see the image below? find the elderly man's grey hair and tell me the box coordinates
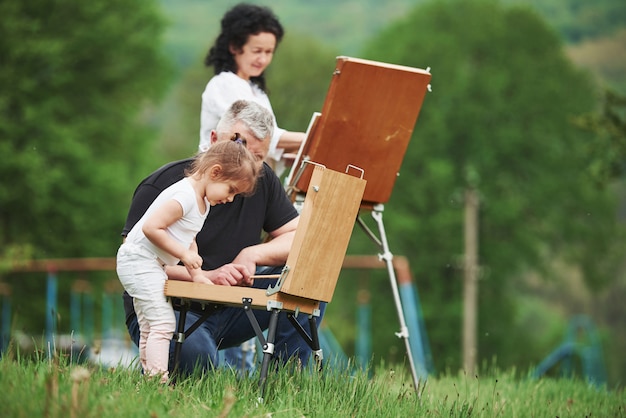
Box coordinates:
[216,100,274,141]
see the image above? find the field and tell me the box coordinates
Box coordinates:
[0,348,623,417]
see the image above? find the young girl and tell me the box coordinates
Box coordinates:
[116,139,259,383]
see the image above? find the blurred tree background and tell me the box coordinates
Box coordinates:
[0,0,171,259]
[1,0,625,387]
[0,0,172,340]
[353,0,626,382]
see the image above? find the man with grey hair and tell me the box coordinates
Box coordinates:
[121,99,322,375]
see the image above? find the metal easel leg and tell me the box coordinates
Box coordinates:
[172,300,188,378]
[358,204,422,393]
[258,308,280,402]
[170,299,219,378]
[286,313,324,371]
[308,315,323,371]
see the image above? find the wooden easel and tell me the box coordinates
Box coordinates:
[285,56,432,391]
[165,164,366,400]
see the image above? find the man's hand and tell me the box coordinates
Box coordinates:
[204,263,252,286]
[232,247,261,286]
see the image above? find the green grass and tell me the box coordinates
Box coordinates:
[0,348,623,417]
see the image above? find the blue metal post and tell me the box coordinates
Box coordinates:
[70,288,81,337]
[84,293,94,342]
[399,281,433,377]
[417,285,435,374]
[46,270,58,356]
[1,286,11,355]
[355,289,371,370]
[115,291,126,335]
[318,325,349,369]
[102,292,113,339]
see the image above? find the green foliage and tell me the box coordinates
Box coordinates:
[504,0,626,42]
[159,0,420,57]
[154,61,208,160]
[354,0,626,373]
[0,244,33,274]
[576,90,626,184]
[267,34,340,132]
[160,0,626,57]
[0,0,172,258]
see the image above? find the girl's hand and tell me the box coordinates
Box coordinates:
[181,250,203,270]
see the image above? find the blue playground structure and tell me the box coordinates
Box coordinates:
[532,315,607,387]
[0,261,137,367]
[0,283,10,356]
[353,270,435,378]
[1,257,432,377]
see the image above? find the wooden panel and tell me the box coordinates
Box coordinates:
[164,280,321,315]
[288,56,431,205]
[280,166,366,302]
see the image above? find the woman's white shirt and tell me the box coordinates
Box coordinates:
[199,71,285,160]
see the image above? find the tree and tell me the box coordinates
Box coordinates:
[0,0,171,334]
[502,0,626,43]
[267,34,339,133]
[577,90,626,184]
[0,0,172,260]
[351,0,625,373]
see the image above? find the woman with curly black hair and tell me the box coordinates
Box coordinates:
[199,3,304,169]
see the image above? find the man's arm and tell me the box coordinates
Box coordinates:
[231,217,299,282]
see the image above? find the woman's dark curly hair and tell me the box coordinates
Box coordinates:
[205,3,284,93]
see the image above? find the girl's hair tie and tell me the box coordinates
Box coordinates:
[230,132,247,146]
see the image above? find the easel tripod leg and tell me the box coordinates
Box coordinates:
[370,207,422,393]
[259,308,279,400]
[308,315,324,371]
[286,313,324,371]
[172,300,187,378]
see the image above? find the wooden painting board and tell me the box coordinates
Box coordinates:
[286,56,431,206]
